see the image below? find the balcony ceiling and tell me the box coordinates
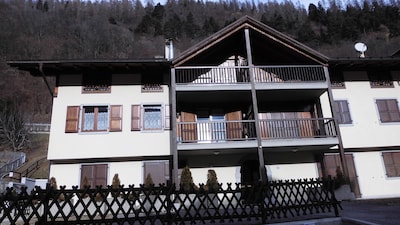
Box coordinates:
[176,89,325,105]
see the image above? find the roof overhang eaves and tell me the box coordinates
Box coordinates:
[7,59,171,76]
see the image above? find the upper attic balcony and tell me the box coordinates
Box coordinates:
[172,16,330,97]
[174,64,327,92]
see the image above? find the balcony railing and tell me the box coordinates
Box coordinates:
[176,118,336,144]
[175,65,326,85]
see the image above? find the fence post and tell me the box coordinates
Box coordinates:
[37,183,50,224]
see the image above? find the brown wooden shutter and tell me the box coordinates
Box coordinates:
[226,111,242,139]
[109,105,123,132]
[131,105,141,131]
[81,164,108,188]
[323,154,361,198]
[258,113,269,139]
[299,112,313,137]
[181,112,197,142]
[164,104,171,130]
[65,106,80,133]
[144,161,170,186]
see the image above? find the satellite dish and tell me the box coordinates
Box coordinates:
[354,42,367,58]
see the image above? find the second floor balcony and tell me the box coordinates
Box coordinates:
[176,118,338,151]
[174,65,327,91]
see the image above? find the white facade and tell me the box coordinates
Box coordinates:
[332,70,400,199]
[47,73,171,188]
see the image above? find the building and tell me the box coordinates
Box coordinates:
[8,16,400,199]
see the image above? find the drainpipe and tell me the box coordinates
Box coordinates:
[244,28,267,183]
[324,66,350,180]
[38,63,54,98]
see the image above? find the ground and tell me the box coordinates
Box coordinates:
[17,133,50,179]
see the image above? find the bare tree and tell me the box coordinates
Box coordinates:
[0,99,29,152]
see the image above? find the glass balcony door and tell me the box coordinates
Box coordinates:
[197,115,226,143]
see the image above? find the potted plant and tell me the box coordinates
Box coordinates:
[111,173,121,197]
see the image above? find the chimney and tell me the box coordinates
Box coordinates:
[165,39,174,60]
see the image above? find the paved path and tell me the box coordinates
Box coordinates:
[339,198,400,225]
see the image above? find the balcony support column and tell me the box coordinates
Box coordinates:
[171,68,179,185]
[245,28,267,183]
[324,66,350,180]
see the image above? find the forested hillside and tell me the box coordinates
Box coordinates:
[1,0,400,124]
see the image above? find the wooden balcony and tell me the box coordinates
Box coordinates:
[175,65,327,91]
[176,118,338,150]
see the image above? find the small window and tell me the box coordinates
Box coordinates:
[368,71,393,88]
[82,106,109,132]
[382,152,400,177]
[143,105,163,130]
[333,100,352,124]
[376,99,400,123]
[82,74,111,93]
[330,72,345,88]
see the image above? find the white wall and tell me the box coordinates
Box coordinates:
[353,152,400,198]
[49,161,144,188]
[48,83,170,160]
[332,71,400,148]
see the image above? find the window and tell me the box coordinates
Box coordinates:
[143,105,162,130]
[82,74,111,93]
[65,105,122,133]
[131,104,170,131]
[368,71,393,88]
[81,164,108,188]
[82,106,109,132]
[330,72,345,88]
[382,152,400,177]
[376,99,400,123]
[333,100,352,124]
[143,161,170,186]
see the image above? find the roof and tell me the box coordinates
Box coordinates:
[328,57,400,70]
[172,16,329,66]
[7,58,171,76]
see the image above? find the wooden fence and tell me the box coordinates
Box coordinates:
[0,178,341,225]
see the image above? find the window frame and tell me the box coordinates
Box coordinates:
[81,105,110,132]
[82,73,112,93]
[142,104,163,131]
[131,104,170,132]
[330,72,345,89]
[333,100,353,125]
[375,99,400,123]
[368,71,393,88]
[382,151,400,178]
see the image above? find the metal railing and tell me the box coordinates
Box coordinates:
[177,120,257,143]
[175,65,326,84]
[259,118,337,140]
[24,123,51,133]
[0,178,341,225]
[0,152,26,178]
[176,118,336,143]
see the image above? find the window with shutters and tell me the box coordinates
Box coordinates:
[65,105,122,133]
[382,152,400,177]
[376,99,400,123]
[368,71,393,88]
[81,164,108,188]
[131,104,170,131]
[333,100,352,124]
